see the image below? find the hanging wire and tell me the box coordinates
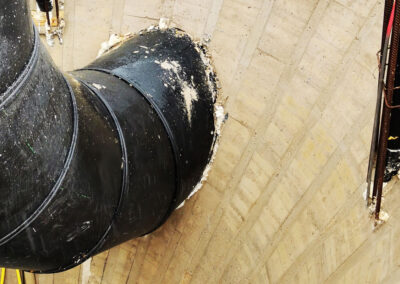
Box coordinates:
[55,0,60,25]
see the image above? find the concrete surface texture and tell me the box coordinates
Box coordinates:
[7,0,398,283]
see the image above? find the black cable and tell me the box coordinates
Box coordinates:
[21,270,26,284]
[55,0,60,24]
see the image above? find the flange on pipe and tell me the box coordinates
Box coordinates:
[0,0,219,273]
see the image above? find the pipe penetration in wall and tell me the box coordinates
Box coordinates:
[0,0,219,272]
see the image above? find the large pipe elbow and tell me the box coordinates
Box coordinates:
[0,0,218,272]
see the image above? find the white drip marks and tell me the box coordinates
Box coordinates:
[158,60,199,123]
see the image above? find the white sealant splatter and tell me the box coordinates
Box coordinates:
[173,33,225,210]
[160,60,179,71]
[97,33,133,58]
[159,60,199,122]
[380,210,390,222]
[159,18,170,30]
[92,83,106,90]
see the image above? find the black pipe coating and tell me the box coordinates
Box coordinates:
[35,0,53,12]
[0,0,217,272]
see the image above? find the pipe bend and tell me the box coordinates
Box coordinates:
[0,0,218,272]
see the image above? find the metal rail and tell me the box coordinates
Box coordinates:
[366,0,395,206]
[373,0,400,220]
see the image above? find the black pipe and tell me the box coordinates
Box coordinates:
[36,0,53,12]
[0,0,34,94]
[0,0,218,272]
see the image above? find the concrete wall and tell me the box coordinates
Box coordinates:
[11,0,400,283]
